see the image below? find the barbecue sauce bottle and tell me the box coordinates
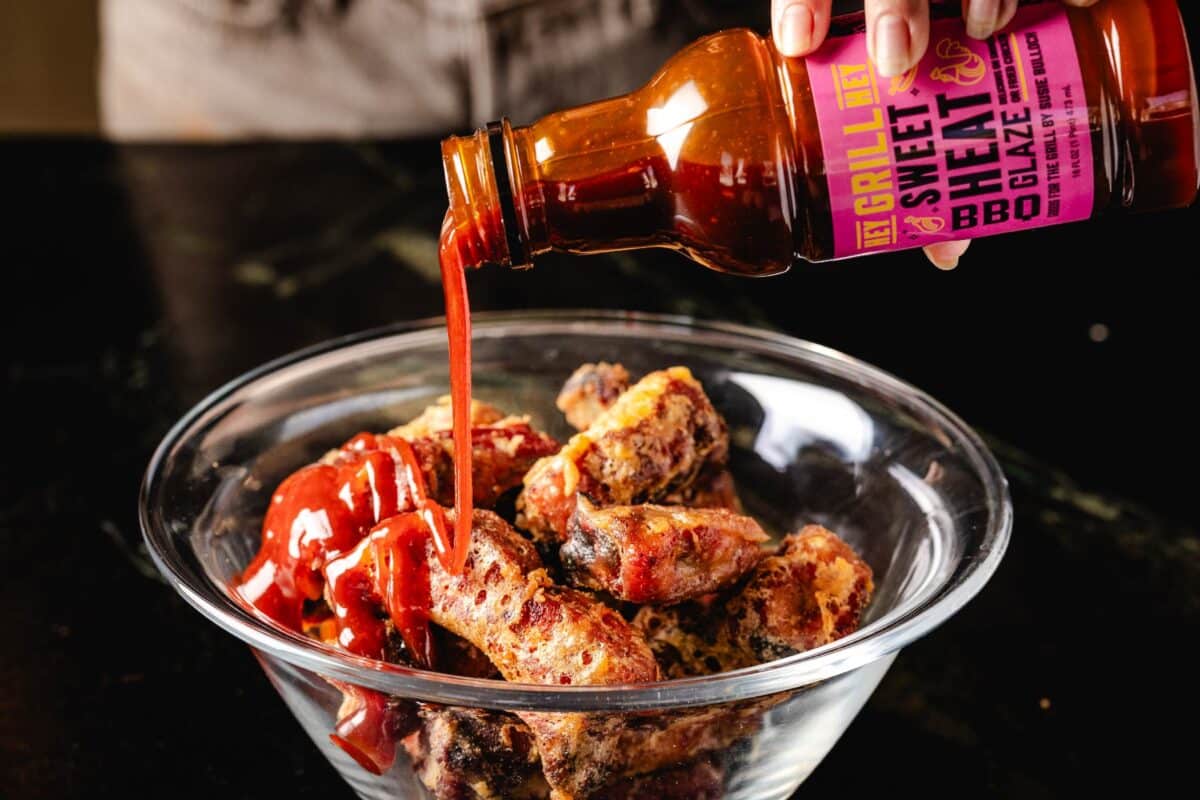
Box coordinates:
[441,0,1198,275]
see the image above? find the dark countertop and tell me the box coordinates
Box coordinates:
[2,139,1197,798]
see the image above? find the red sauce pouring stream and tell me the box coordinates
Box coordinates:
[438,211,475,575]
[229,197,486,775]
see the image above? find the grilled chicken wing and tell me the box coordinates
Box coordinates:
[660,467,743,513]
[556,362,632,431]
[325,420,559,510]
[561,498,767,604]
[428,510,661,687]
[406,708,729,800]
[633,526,874,678]
[594,756,724,799]
[405,706,550,800]
[524,698,773,798]
[415,420,560,508]
[518,367,728,544]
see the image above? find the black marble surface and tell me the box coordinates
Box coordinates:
[2,139,1198,798]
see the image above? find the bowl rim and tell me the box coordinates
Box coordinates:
[140,309,1012,712]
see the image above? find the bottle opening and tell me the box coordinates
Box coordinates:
[485,120,533,269]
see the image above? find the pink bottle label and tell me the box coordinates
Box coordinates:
[806,5,1094,258]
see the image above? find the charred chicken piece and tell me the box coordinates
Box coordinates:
[325,509,666,797]
[429,510,660,688]
[556,362,632,431]
[405,710,728,800]
[630,601,733,680]
[524,697,773,798]
[405,706,550,800]
[660,467,743,513]
[323,509,658,684]
[561,497,768,605]
[593,755,725,799]
[388,398,563,506]
[414,419,560,508]
[407,672,772,798]
[633,526,874,678]
[326,421,559,510]
[518,367,728,544]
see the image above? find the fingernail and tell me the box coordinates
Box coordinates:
[777,3,815,56]
[874,13,912,77]
[966,0,1001,40]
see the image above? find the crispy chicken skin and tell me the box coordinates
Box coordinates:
[631,602,733,679]
[524,698,770,798]
[593,756,724,800]
[406,708,727,800]
[633,526,874,677]
[518,368,728,544]
[431,510,661,688]
[415,420,560,508]
[405,706,550,800]
[323,413,559,510]
[556,362,632,431]
[388,398,561,506]
[561,498,768,604]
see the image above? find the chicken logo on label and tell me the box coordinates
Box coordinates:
[888,66,918,95]
[929,38,986,86]
[905,215,947,235]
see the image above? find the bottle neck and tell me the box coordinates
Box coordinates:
[441,122,536,270]
[442,94,667,270]
[441,29,799,276]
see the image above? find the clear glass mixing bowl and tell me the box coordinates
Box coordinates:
[140,311,1011,799]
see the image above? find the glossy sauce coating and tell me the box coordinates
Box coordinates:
[236,432,454,657]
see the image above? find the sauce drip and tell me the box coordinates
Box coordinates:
[326,679,417,776]
[324,512,435,667]
[320,434,448,667]
[237,460,373,631]
[439,211,475,574]
[236,209,482,774]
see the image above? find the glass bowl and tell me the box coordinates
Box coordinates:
[140,310,1011,800]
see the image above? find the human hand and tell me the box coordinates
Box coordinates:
[771,0,1099,268]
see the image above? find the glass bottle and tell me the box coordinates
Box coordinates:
[441,0,1199,276]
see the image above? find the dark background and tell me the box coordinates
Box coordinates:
[4,2,1200,798]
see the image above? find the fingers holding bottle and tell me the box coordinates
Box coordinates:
[923,240,972,271]
[865,0,931,77]
[771,0,833,57]
[962,0,1100,41]
[961,0,1018,40]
